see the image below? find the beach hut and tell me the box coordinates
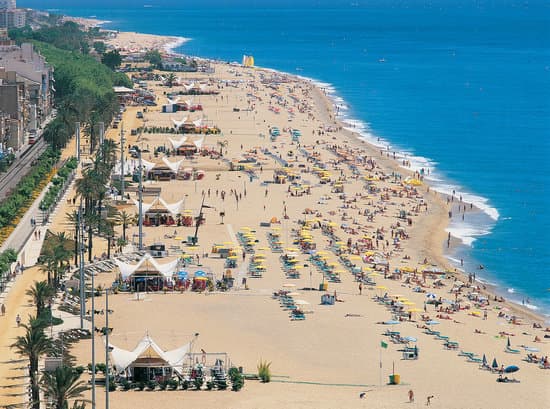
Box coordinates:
[115,253,179,291]
[107,333,194,381]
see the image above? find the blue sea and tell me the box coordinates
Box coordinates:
[22,0,550,317]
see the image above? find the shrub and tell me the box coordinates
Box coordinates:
[193,377,203,390]
[257,359,272,383]
[108,381,116,391]
[159,380,167,390]
[121,380,131,391]
[206,380,214,390]
[228,367,245,392]
[146,380,157,391]
[181,380,189,390]
[136,381,145,391]
[167,378,179,390]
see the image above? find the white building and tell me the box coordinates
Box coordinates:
[0,0,16,10]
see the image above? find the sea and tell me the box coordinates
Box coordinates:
[21,0,550,318]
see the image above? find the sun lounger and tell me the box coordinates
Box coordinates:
[458,351,475,358]
[505,347,521,354]
[466,356,482,363]
[435,334,449,340]
[444,341,459,350]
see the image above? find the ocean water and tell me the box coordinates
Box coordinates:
[23,1,550,316]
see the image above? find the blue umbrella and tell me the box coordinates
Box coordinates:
[194,271,207,277]
[177,271,188,280]
[504,365,519,373]
[482,354,487,365]
[426,320,440,325]
[404,336,417,342]
[492,358,499,369]
[507,337,511,348]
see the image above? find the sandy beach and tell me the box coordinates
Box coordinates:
[1,30,549,409]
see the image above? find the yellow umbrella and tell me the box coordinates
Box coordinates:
[375,285,387,290]
[408,308,423,313]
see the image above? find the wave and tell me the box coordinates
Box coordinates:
[163,37,191,57]
[507,288,515,294]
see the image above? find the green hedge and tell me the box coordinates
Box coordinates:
[39,157,77,212]
[0,148,60,228]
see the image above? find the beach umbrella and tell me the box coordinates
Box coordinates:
[404,336,417,343]
[504,365,519,373]
[482,354,487,366]
[507,337,511,348]
[375,285,387,290]
[426,293,437,299]
[384,320,400,325]
[492,358,499,369]
[282,283,296,288]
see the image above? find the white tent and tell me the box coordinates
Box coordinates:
[132,197,184,217]
[141,159,156,172]
[115,253,179,280]
[171,115,187,129]
[162,157,184,173]
[107,333,193,375]
[168,136,188,149]
[166,96,181,105]
[132,197,158,214]
[192,118,203,128]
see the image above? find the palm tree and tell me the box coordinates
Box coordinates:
[65,210,80,265]
[166,73,177,88]
[11,317,51,409]
[26,281,55,318]
[217,139,228,156]
[113,210,136,241]
[41,366,89,409]
[40,232,73,287]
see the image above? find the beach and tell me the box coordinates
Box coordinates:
[0,27,549,409]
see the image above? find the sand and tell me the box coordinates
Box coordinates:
[0,35,548,409]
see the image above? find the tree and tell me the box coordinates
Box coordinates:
[26,281,55,318]
[11,317,51,409]
[101,50,122,70]
[144,49,162,67]
[114,210,135,241]
[93,41,106,55]
[40,232,73,287]
[41,366,89,409]
[165,73,177,88]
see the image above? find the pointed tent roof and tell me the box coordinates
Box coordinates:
[115,253,179,280]
[107,333,193,375]
[168,136,188,149]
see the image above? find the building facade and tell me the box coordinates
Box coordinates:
[0,41,53,150]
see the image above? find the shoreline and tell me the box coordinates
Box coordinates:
[101,23,547,322]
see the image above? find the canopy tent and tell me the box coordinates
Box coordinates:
[162,157,184,173]
[132,197,184,217]
[141,159,156,172]
[107,333,193,376]
[193,136,205,150]
[168,136,188,149]
[115,253,179,280]
[172,115,188,129]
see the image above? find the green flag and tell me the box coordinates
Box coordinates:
[381,341,388,349]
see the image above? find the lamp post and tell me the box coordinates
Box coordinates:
[120,123,125,200]
[105,289,112,409]
[138,150,144,250]
[78,205,85,329]
[91,266,96,409]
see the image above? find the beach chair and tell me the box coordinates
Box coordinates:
[466,356,483,363]
[458,351,475,358]
[444,341,459,350]
[505,346,521,354]
[435,334,449,341]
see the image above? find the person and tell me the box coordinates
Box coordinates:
[408,389,414,403]
[201,349,206,365]
[15,314,21,327]
[358,282,363,295]
[1,303,5,316]
[426,395,434,406]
